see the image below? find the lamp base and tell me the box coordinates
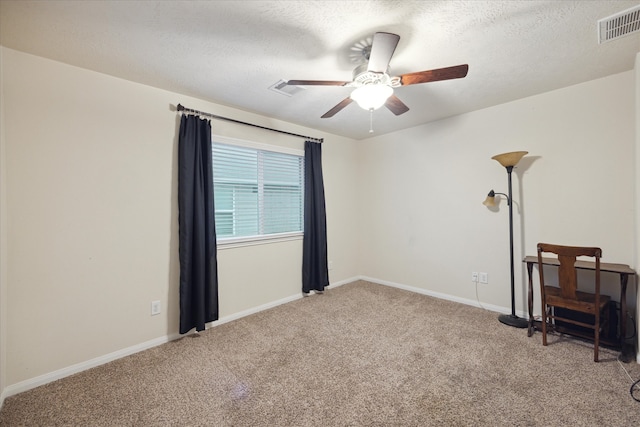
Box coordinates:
[498,313,528,328]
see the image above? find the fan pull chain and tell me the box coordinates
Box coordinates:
[369,108,374,133]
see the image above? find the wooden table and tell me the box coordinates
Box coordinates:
[524,256,636,360]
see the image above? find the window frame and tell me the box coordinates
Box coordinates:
[212,135,305,249]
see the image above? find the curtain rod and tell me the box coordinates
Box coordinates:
[177,104,323,144]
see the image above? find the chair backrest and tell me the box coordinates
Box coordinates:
[537,243,601,299]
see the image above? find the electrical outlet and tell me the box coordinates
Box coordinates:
[151,300,161,316]
[471,272,478,282]
[328,261,334,270]
[479,272,488,284]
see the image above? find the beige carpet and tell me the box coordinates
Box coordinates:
[1,280,639,426]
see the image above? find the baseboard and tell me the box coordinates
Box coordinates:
[1,279,365,403]
[0,274,540,404]
[329,276,360,289]
[204,277,358,330]
[359,276,528,319]
[204,292,304,330]
[0,387,6,412]
[3,333,179,400]
[361,276,640,363]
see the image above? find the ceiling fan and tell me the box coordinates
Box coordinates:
[286,32,469,118]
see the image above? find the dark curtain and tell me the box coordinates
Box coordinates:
[302,140,329,293]
[178,114,219,334]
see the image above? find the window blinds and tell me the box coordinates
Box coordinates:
[212,142,304,240]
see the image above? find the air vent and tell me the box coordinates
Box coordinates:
[598,5,640,44]
[268,79,305,97]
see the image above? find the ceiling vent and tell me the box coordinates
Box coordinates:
[598,5,640,44]
[268,79,305,97]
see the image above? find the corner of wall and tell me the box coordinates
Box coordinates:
[0,45,8,407]
[635,51,639,364]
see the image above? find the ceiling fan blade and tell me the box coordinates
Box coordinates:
[287,80,350,86]
[385,94,410,116]
[367,32,400,73]
[399,64,469,86]
[321,97,353,118]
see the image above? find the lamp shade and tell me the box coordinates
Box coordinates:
[491,151,528,168]
[350,85,393,110]
[483,190,496,207]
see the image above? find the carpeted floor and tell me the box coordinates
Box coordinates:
[1,280,639,426]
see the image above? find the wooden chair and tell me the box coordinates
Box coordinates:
[537,243,610,362]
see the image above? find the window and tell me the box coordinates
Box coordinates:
[212,137,304,246]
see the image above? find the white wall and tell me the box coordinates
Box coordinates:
[0,47,359,389]
[358,71,636,320]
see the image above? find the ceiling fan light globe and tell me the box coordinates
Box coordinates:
[350,85,393,111]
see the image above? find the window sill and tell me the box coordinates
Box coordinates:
[217,232,303,250]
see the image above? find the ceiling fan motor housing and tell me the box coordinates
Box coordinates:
[351,63,400,87]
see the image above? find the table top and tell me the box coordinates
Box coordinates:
[523,256,636,275]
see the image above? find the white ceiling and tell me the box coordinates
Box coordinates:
[1,1,639,140]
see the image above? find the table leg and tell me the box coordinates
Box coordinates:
[527,261,534,337]
[618,274,633,363]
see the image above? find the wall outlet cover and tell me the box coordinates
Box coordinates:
[151,300,161,316]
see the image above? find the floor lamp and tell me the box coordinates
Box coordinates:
[483,151,528,328]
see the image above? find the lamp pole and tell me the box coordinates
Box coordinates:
[485,151,529,329]
[498,166,527,327]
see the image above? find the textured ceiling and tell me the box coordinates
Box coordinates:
[1,1,639,140]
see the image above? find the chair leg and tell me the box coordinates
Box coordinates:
[541,304,548,346]
[593,305,609,362]
[594,310,600,362]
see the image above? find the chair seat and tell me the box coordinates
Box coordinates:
[544,286,610,314]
